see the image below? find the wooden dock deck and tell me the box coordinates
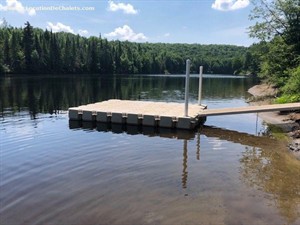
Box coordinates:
[198,103,300,116]
[68,100,300,130]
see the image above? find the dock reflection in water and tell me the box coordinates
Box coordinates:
[70,121,198,190]
[69,120,300,225]
[1,72,298,225]
[69,120,200,140]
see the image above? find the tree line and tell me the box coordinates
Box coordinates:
[0,21,250,75]
[0,74,254,119]
[1,0,298,102]
[247,0,300,103]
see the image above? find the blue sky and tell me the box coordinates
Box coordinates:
[0,0,256,46]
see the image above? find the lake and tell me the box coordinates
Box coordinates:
[1,74,299,225]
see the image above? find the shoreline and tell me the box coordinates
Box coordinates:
[248,84,300,159]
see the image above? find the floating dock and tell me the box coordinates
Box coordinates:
[69,99,207,129]
[68,100,300,130]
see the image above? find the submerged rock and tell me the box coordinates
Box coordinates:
[290,130,300,138]
[289,140,300,152]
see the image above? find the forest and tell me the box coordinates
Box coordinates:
[247,0,300,103]
[0,21,249,75]
[0,0,299,102]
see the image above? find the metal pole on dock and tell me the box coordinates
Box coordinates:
[198,66,203,105]
[184,59,191,117]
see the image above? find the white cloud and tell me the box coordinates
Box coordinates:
[47,22,75,33]
[164,33,170,37]
[0,0,36,16]
[46,22,90,36]
[105,25,147,42]
[78,29,89,36]
[212,0,250,11]
[107,0,138,14]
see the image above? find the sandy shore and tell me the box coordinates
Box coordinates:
[248,84,300,159]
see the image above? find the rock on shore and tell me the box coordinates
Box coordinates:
[248,83,278,97]
[248,83,300,158]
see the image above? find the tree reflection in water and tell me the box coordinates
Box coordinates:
[240,146,300,224]
[69,120,300,223]
[199,126,300,224]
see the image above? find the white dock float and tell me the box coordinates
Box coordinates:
[69,99,207,129]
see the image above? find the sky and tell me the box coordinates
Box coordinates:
[0,0,257,46]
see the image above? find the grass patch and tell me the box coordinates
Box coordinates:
[274,94,300,104]
[266,124,290,141]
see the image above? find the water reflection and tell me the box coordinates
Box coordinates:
[204,125,300,224]
[0,74,257,119]
[69,120,198,140]
[196,132,201,160]
[70,120,197,190]
[69,120,300,224]
[2,74,299,224]
[202,125,276,149]
[69,120,199,190]
[182,140,188,189]
[240,146,300,224]
[71,119,282,150]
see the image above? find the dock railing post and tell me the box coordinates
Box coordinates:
[184,59,191,117]
[198,66,203,105]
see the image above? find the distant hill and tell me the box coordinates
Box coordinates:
[0,22,249,75]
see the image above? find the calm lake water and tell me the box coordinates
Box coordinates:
[1,74,299,225]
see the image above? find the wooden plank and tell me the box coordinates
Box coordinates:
[199,103,300,116]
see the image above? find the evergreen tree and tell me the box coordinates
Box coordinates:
[88,38,99,73]
[63,37,72,72]
[1,21,249,75]
[10,30,23,72]
[23,22,34,73]
[4,35,10,66]
[50,33,61,73]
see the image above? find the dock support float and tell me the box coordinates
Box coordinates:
[68,100,207,130]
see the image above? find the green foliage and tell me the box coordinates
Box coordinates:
[265,124,289,140]
[249,0,300,101]
[274,66,300,103]
[282,66,300,95]
[23,22,34,73]
[249,0,300,54]
[257,37,294,86]
[0,22,249,75]
[275,94,300,103]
